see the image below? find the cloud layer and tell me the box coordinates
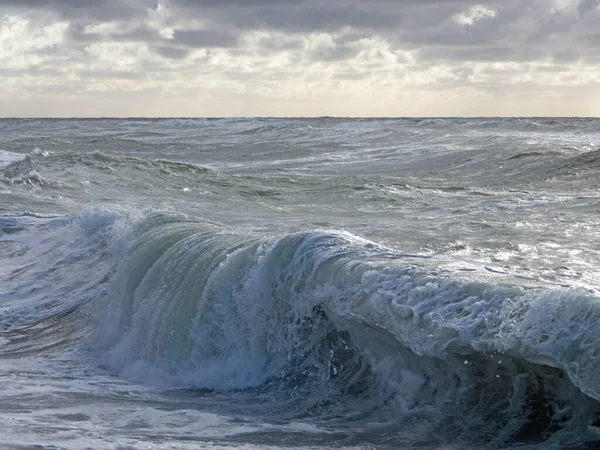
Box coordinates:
[1,0,599,116]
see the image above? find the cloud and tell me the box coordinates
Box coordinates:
[0,0,600,116]
[0,0,158,20]
[454,4,497,26]
[154,45,190,59]
[172,29,239,48]
[578,0,599,14]
[0,14,69,69]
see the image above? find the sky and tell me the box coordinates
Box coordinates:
[1,0,599,117]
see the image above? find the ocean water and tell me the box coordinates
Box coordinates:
[1,118,600,449]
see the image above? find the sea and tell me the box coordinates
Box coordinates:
[1,117,600,450]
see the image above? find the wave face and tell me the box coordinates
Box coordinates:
[83,212,600,448]
[3,118,600,449]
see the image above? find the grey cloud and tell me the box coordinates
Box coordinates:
[309,44,359,62]
[258,36,304,51]
[76,69,145,80]
[162,0,574,67]
[533,64,572,73]
[172,29,239,48]
[551,47,598,67]
[171,0,293,6]
[0,0,157,19]
[167,0,430,34]
[227,5,401,33]
[154,45,191,59]
[223,70,262,81]
[421,45,546,63]
[108,27,161,43]
[578,0,599,14]
[334,69,372,80]
[167,0,515,34]
[67,23,162,44]
[398,28,502,48]
[0,67,65,77]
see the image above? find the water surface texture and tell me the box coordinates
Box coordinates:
[2,118,600,449]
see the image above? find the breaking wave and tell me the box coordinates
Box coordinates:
[3,209,600,447]
[79,212,600,447]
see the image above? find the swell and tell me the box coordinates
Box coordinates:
[0,150,303,205]
[555,147,600,174]
[1,150,216,190]
[2,128,596,197]
[3,151,214,176]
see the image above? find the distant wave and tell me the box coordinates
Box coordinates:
[557,148,600,172]
[507,151,545,160]
[1,150,216,189]
[155,118,302,131]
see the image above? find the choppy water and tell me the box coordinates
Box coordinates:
[2,118,600,449]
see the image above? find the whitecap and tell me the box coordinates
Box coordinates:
[0,149,25,168]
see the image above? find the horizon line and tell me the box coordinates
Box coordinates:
[1,116,599,120]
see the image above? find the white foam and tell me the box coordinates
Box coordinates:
[0,210,133,331]
[0,149,24,168]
